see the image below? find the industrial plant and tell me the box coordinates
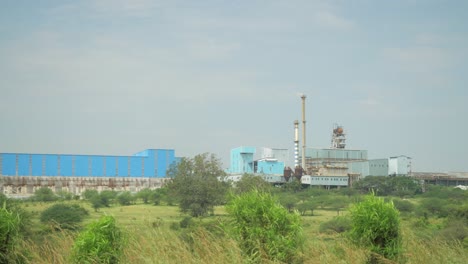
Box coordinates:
[1,94,467,196]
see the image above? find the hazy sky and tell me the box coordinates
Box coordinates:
[1,0,467,172]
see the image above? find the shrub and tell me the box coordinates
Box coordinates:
[40,204,88,230]
[348,193,402,260]
[71,215,124,264]
[319,216,351,234]
[226,190,303,263]
[117,191,134,206]
[0,205,21,263]
[32,187,58,202]
[391,198,415,214]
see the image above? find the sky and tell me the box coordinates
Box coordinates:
[1,0,467,172]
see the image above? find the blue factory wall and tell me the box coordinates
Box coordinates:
[230,146,255,174]
[0,149,176,178]
[256,160,285,175]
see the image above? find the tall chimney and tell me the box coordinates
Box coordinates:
[294,120,299,167]
[301,95,306,170]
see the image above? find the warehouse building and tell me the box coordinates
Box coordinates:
[0,149,177,196]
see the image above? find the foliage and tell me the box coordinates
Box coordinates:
[168,153,229,217]
[282,179,303,193]
[296,200,318,216]
[136,188,152,204]
[117,191,134,206]
[353,176,421,196]
[437,219,468,243]
[99,190,117,207]
[234,174,271,194]
[0,204,22,263]
[149,188,170,205]
[348,193,402,260]
[278,193,299,213]
[40,203,88,230]
[325,196,349,215]
[71,215,124,264]
[82,190,117,211]
[319,216,352,234]
[81,190,99,200]
[56,191,73,201]
[417,198,450,218]
[32,187,58,202]
[226,190,303,263]
[391,198,415,214]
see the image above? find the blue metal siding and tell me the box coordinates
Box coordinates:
[156,150,166,177]
[31,155,43,176]
[2,154,16,175]
[75,156,89,176]
[105,157,117,177]
[18,154,30,176]
[133,150,149,157]
[91,156,104,177]
[118,156,129,177]
[60,155,73,176]
[130,157,142,177]
[45,155,58,176]
[144,157,155,177]
[257,160,284,175]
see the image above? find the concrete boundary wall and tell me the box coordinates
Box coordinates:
[0,175,171,197]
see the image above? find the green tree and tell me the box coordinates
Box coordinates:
[90,195,105,212]
[56,191,73,201]
[326,196,349,216]
[99,190,117,207]
[282,179,303,193]
[32,187,58,202]
[227,190,303,263]
[278,193,299,213]
[353,176,420,196]
[235,174,271,194]
[71,216,124,264]
[349,193,402,261]
[40,204,89,230]
[168,153,229,217]
[418,198,450,218]
[81,189,99,200]
[117,191,134,206]
[136,188,153,204]
[149,188,170,205]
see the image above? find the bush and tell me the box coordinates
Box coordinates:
[226,190,303,263]
[0,205,21,263]
[40,204,88,230]
[319,216,351,234]
[32,187,58,202]
[348,193,402,260]
[391,198,415,214]
[117,191,134,206]
[71,215,124,264]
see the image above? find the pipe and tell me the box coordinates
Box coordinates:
[294,120,299,167]
[301,95,306,170]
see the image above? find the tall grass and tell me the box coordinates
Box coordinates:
[20,223,468,264]
[17,202,468,264]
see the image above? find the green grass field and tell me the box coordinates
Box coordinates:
[19,200,468,264]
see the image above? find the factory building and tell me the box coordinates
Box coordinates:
[0,149,176,178]
[229,146,287,176]
[0,149,177,196]
[229,147,256,174]
[389,156,412,176]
